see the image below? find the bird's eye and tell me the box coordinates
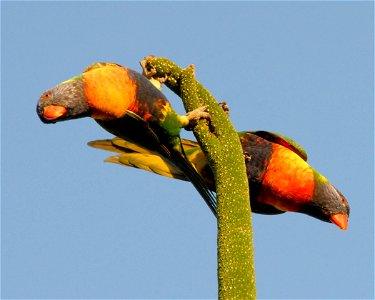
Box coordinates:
[42,91,52,99]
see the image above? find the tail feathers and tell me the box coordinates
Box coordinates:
[105,152,188,181]
[111,137,156,155]
[89,138,217,216]
[89,139,189,180]
[87,139,124,153]
[180,138,199,151]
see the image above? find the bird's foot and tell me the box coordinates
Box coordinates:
[219,101,230,115]
[244,152,251,162]
[140,56,168,84]
[183,105,211,130]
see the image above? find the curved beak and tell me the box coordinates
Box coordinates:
[330,214,348,230]
[43,105,67,120]
[38,105,67,123]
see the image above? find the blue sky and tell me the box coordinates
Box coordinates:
[2,1,374,299]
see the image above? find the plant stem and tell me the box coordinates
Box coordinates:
[140,56,256,300]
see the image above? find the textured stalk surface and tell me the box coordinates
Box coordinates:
[140,56,256,300]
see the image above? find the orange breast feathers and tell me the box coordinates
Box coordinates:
[83,65,137,120]
[259,144,315,212]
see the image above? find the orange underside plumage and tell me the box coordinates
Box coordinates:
[258,144,315,212]
[83,65,137,120]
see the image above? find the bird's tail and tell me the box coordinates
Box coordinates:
[88,138,188,180]
[88,137,217,216]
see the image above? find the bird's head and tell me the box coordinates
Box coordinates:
[300,173,350,230]
[37,76,90,124]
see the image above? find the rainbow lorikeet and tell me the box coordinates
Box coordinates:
[88,131,350,230]
[36,62,217,215]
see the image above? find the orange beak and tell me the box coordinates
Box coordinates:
[43,105,67,120]
[330,214,348,230]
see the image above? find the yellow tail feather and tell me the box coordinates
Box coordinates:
[89,140,188,180]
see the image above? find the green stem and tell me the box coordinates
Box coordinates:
[140,56,256,300]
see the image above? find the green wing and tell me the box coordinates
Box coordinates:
[249,131,308,161]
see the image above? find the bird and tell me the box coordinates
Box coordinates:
[88,130,350,230]
[36,62,217,215]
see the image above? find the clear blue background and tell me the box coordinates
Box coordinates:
[2,2,374,299]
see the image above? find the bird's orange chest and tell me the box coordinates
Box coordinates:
[259,145,315,211]
[83,66,137,120]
